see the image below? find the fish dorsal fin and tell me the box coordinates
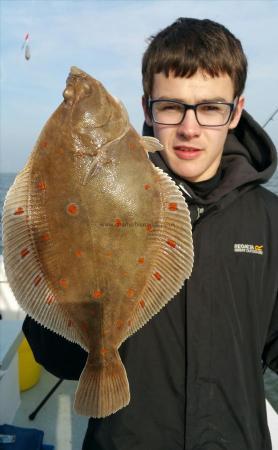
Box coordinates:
[2,167,87,351]
[141,136,164,153]
[124,166,194,341]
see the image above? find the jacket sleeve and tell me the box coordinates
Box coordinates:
[262,294,278,374]
[22,315,87,380]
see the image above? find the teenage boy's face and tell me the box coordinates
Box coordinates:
[143,70,244,182]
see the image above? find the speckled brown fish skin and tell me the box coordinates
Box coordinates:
[3,67,193,418]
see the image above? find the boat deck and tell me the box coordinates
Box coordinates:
[13,368,88,450]
[11,367,278,450]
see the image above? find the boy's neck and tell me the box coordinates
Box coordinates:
[185,168,222,198]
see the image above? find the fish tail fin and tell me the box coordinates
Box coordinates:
[74,349,130,417]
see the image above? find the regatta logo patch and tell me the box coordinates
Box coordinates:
[234,243,264,255]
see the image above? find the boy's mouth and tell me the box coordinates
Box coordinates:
[174,145,202,159]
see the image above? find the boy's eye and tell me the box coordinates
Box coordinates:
[198,103,225,112]
[199,104,221,112]
[156,102,183,112]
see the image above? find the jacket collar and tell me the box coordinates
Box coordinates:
[143,110,277,206]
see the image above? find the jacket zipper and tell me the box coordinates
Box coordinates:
[196,206,205,220]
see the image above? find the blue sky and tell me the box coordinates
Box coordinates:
[1,0,278,173]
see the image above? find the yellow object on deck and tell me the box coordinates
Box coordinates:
[18,337,41,391]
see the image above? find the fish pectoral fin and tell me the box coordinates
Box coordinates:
[141,136,164,153]
[82,150,114,185]
[82,153,110,185]
[82,158,99,185]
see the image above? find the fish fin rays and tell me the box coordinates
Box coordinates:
[141,136,164,153]
[125,167,194,338]
[2,167,87,350]
[74,350,130,417]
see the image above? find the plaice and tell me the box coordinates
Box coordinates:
[2,67,194,417]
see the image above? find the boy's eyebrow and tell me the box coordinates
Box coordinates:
[155,96,230,103]
[199,97,230,102]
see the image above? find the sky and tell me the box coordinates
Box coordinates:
[1,0,278,173]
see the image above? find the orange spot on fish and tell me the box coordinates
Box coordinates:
[127,288,136,299]
[144,184,151,190]
[46,294,55,305]
[41,233,50,241]
[116,320,124,330]
[139,299,145,308]
[105,251,113,257]
[20,248,30,258]
[146,224,153,232]
[37,181,46,190]
[100,348,108,355]
[41,141,48,149]
[34,274,42,286]
[127,320,132,327]
[75,249,84,257]
[68,319,73,327]
[59,278,68,289]
[92,290,103,299]
[114,218,122,227]
[137,257,145,264]
[168,202,177,211]
[67,203,79,215]
[167,239,176,248]
[153,272,162,281]
[14,207,24,215]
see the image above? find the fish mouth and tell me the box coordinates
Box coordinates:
[70,66,90,78]
[67,66,91,87]
[63,67,96,105]
[70,66,85,76]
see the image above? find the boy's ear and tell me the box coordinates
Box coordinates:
[229,96,245,130]
[142,96,153,127]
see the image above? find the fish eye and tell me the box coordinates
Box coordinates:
[82,82,92,95]
[82,82,91,94]
[63,86,75,102]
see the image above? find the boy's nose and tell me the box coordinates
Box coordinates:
[177,109,201,138]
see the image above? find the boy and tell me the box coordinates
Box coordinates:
[23,18,278,450]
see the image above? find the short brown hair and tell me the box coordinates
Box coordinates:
[142,18,248,99]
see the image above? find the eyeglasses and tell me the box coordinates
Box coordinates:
[148,98,236,127]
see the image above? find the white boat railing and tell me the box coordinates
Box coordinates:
[0,255,25,320]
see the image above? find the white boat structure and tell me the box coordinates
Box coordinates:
[0,255,87,449]
[0,254,277,449]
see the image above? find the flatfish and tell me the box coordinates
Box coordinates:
[2,67,194,417]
